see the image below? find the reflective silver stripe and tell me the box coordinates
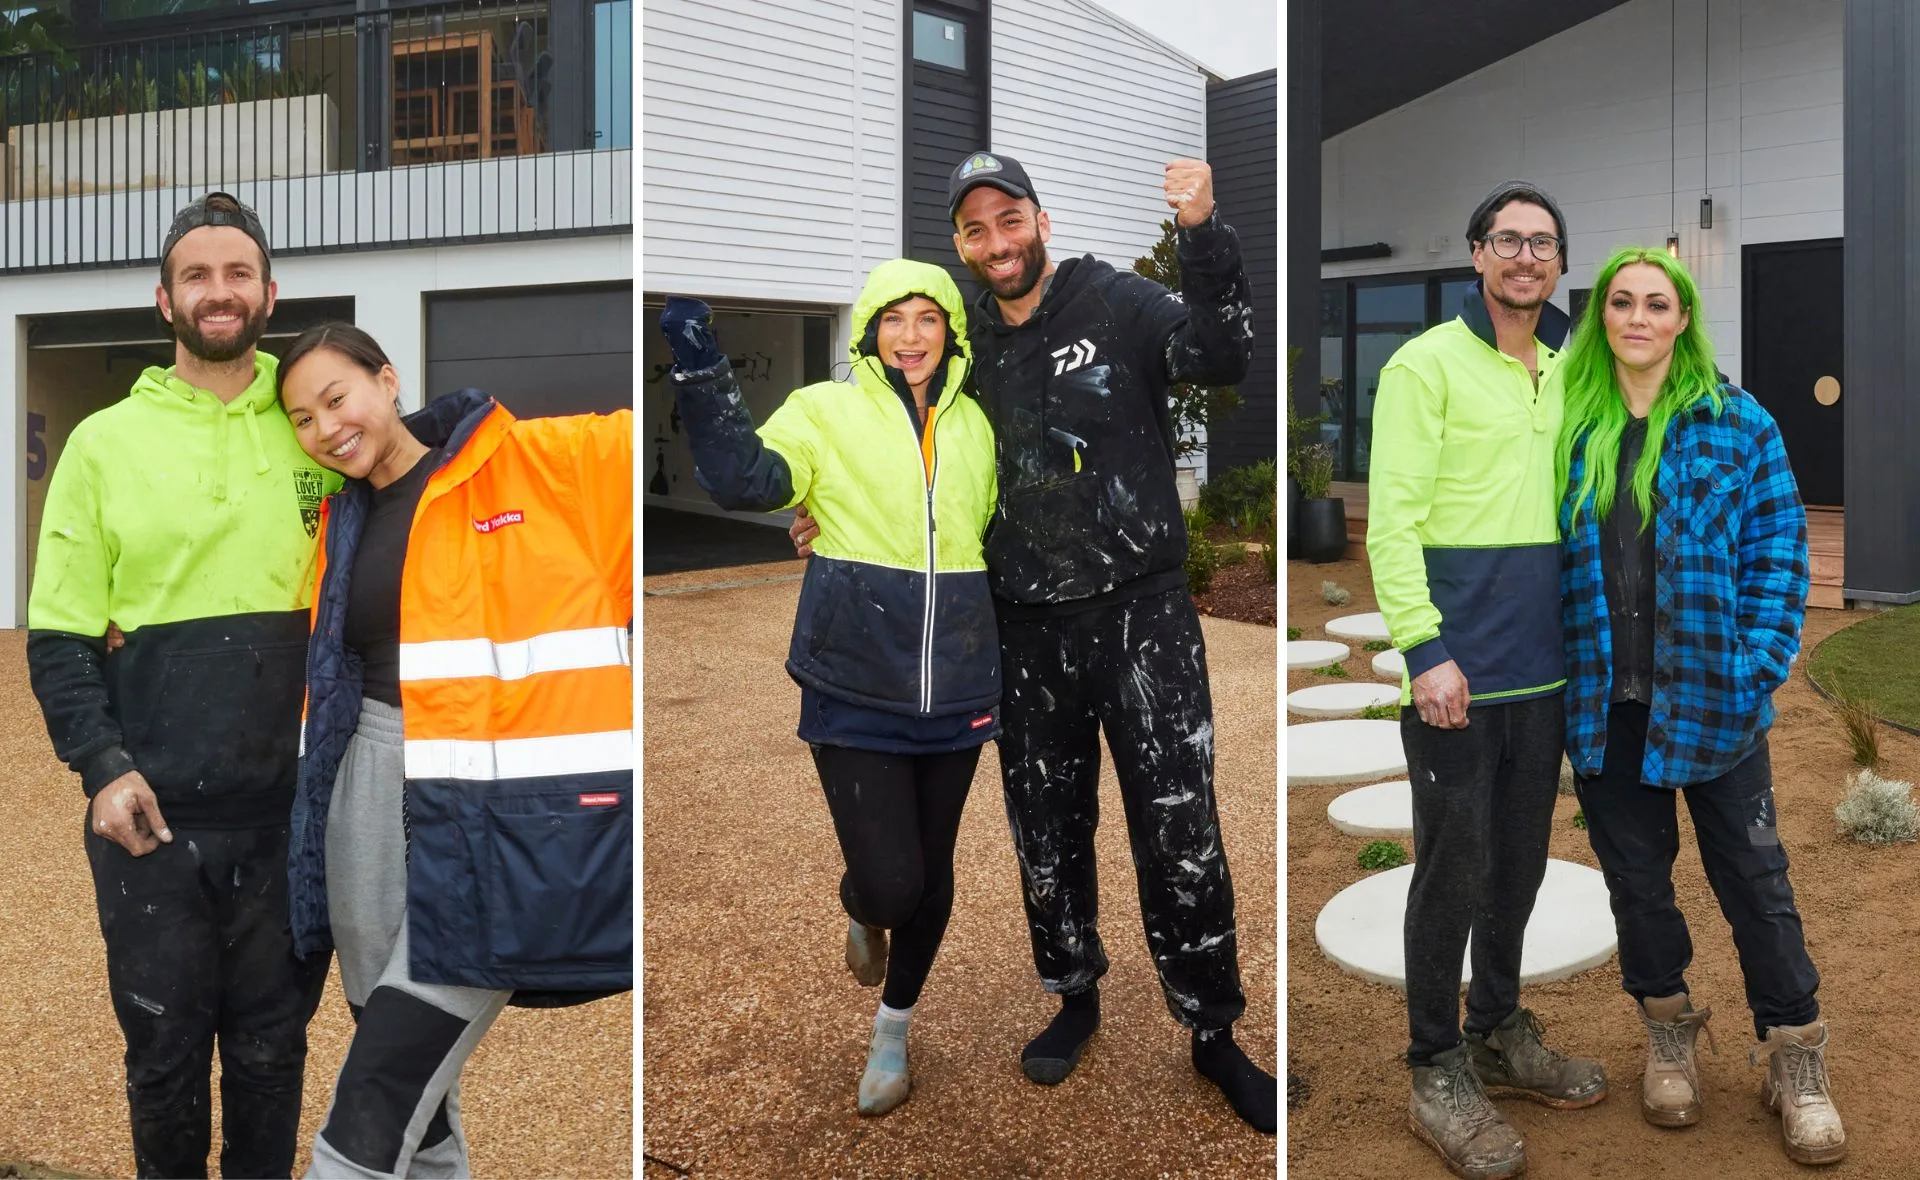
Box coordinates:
[404,730,633,781]
[398,626,632,683]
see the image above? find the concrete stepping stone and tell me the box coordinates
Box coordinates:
[1287,682,1400,719]
[1326,780,1412,837]
[1316,859,1617,989]
[1372,648,1406,681]
[1326,612,1391,643]
[1288,719,1405,785]
[1288,640,1350,670]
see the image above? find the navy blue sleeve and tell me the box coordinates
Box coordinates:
[668,357,797,514]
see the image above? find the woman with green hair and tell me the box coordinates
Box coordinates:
[1555,246,1842,1165]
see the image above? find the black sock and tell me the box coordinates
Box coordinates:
[1193,1028,1277,1135]
[1020,986,1101,1085]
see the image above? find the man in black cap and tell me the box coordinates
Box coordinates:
[1366,179,1607,1179]
[797,150,1276,1133]
[28,191,336,1177]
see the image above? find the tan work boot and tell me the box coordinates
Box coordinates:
[1409,1044,1527,1179]
[1466,1007,1608,1110]
[1639,994,1715,1127]
[1755,1021,1846,1165]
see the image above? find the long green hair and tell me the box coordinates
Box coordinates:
[1556,246,1726,530]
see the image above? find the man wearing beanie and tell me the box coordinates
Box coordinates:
[1367,180,1607,1178]
[27,192,339,1177]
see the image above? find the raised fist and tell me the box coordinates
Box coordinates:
[1164,159,1215,228]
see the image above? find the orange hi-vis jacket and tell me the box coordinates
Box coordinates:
[289,388,633,994]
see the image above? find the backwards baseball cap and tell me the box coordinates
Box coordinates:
[162,191,271,276]
[1467,179,1569,274]
[947,151,1039,222]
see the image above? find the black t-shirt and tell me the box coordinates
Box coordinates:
[1603,416,1657,704]
[345,451,438,707]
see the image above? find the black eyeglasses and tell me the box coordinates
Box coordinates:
[1482,231,1562,261]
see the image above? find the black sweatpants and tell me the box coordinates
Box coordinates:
[996,587,1246,1031]
[1575,701,1820,1040]
[812,743,980,1010]
[86,819,330,1179]
[1402,694,1564,1067]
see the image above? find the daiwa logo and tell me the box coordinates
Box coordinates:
[958,153,1000,177]
[473,510,525,534]
[1051,339,1097,375]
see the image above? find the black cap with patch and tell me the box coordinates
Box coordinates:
[948,151,1039,222]
[162,191,271,275]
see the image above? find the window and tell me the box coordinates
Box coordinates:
[912,9,967,70]
[1320,269,1480,479]
[594,0,631,149]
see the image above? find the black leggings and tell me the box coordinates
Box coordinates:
[811,743,980,1009]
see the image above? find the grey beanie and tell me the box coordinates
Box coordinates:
[1467,180,1569,274]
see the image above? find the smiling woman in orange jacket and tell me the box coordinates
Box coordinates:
[275,322,631,1180]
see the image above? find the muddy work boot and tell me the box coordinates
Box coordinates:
[845,918,887,987]
[1408,1044,1527,1180]
[1466,1007,1608,1110]
[1755,1021,1846,1165]
[1640,994,1715,1127]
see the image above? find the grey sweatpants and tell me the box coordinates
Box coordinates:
[307,699,512,1179]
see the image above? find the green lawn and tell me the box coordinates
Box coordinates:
[1805,605,1920,731]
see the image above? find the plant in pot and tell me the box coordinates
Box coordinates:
[1287,357,1346,563]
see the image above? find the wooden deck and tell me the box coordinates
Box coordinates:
[1326,481,1846,610]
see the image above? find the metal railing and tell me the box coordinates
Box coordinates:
[0,0,631,272]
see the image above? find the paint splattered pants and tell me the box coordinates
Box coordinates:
[308,699,512,1180]
[86,819,329,1179]
[1401,694,1562,1067]
[996,587,1246,1031]
[1575,700,1820,1040]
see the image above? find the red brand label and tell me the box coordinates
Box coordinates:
[971,715,995,729]
[578,793,620,807]
[473,510,525,534]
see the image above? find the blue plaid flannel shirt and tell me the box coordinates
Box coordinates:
[1561,387,1809,788]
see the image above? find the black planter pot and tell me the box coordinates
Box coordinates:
[1286,474,1302,560]
[1298,497,1348,564]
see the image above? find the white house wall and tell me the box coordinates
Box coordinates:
[641,0,902,306]
[992,0,1208,270]
[1322,0,1843,385]
[3,233,631,626]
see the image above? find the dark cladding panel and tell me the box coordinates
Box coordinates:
[1206,69,1278,476]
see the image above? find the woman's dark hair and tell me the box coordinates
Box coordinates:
[275,321,393,399]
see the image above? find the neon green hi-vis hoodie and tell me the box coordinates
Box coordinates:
[27,352,344,829]
[1365,292,1569,708]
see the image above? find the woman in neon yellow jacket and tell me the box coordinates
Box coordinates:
[659,258,997,1117]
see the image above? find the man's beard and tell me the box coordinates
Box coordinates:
[174,300,269,363]
[966,234,1048,301]
[1490,270,1548,312]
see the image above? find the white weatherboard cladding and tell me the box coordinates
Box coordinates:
[991,0,1208,271]
[1321,0,1841,386]
[643,0,902,305]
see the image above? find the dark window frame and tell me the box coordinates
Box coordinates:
[1323,265,1478,479]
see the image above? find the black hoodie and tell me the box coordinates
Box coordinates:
[969,215,1255,613]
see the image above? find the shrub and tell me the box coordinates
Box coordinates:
[1835,768,1920,845]
[1572,810,1586,830]
[1216,541,1246,568]
[1831,689,1882,768]
[1259,541,1277,584]
[1286,626,1302,641]
[1357,840,1408,870]
[1315,663,1349,679]
[1322,581,1351,607]
[1359,702,1398,721]
[1364,639,1392,652]
[1184,508,1218,594]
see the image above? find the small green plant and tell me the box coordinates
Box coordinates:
[1322,581,1351,607]
[1364,639,1392,652]
[1215,541,1246,568]
[1184,508,1219,594]
[1259,540,1277,584]
[1835,768,1920,845]
[1314,662,1349,679]
[1359,702,1398,721]
[1572,810,1586,830]
[1832,690,1882,768]
[1286,626,1302,641]
[1357,840,1408,871]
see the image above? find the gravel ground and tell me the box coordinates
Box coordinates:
[641,560,1277,1179]
[1287,557,1916,1179]
[0,629,631,1178]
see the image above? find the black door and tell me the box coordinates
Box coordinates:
[1743,240,1844,506]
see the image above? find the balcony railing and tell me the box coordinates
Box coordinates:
[0,0,631,272]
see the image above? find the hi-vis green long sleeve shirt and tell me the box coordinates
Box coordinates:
[1365,286,1569,706]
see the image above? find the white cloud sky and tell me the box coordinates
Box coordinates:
[1087,0,1278,80]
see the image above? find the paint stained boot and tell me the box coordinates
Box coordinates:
[1408,1043,1527,1180]
[1639,994,1713,1127]
[845,918,886,987]
[1466,1006,1608,1110]
[1756,1020,1845,1165]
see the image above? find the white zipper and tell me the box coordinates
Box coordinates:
[919,382,942,715]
